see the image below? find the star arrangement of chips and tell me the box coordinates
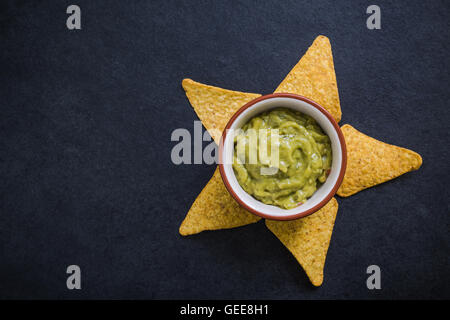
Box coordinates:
[178,36,422,286]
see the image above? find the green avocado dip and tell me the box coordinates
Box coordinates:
[232,108,332,209]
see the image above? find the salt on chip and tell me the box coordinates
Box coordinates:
[337,124,422,197]
[182,78,261,144]
[275,35,342,123]
[265,198,338,286]
[179,167,261,236]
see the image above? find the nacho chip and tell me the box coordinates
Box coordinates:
[179,167,261,236]
[266,198,338,286]
[337,124,422,197]
[275,35,341,123]
[182,78,261,144]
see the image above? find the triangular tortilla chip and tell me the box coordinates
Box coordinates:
[266,197,338,286]
[182,78,261,144]
[337,124,422,197]
[275,35,341,123]
[179,167,261,236]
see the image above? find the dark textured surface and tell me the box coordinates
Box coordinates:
[1,0,449,299]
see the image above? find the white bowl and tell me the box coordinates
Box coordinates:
[218,93,347,220]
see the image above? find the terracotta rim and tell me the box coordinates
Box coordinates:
[218,93,347,221]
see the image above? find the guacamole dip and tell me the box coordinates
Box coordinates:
[232,108,332,209]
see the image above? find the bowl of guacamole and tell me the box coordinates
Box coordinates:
[219,93,347,220]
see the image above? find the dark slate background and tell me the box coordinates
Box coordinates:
[1,0,449,299]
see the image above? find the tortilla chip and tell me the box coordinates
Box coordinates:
[337,124,422,197]
[266,198,338,286]
[275,35,341,123]
[182,78,261,144]
[179,167,261,236]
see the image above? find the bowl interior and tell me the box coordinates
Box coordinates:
[221,96,344,219]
